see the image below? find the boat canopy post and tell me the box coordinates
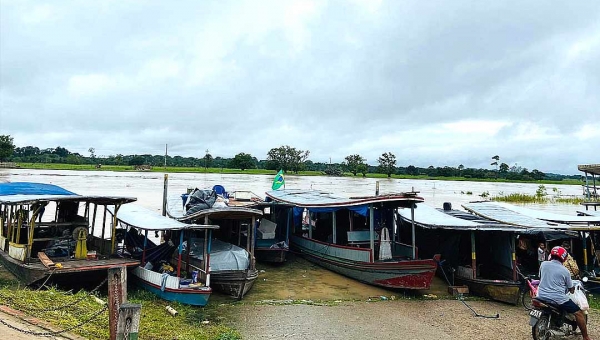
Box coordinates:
[162,174,168,216]
[332,211,337,244]
[369,204,375,260]
[111,204,122,254]
[471,231,477,279]
[206,229,212,287]
[286,209,291,243]
[308,210,313,239]
[90,204,98,237]
[177,230,184,277]
[582,231,588,272]
[512,233,517,281]
[349,211,353,231]
[251,216,256,256]
[141,229,148,265]
[26,204,44,260]
[101,206,107,253]
[16,205,22,245]
[411,203,416,260]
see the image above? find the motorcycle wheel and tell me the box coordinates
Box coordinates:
[531,315,550,340]
[521,291,534,311]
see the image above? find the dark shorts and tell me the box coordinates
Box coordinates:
[560,300,581,314]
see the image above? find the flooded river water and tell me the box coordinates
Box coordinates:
[0,169,586,301]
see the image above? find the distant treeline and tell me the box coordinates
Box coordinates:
[5,144,580,182]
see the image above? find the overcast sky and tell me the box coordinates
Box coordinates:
[1,1,598,174]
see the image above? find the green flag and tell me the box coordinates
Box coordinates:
[272,170,285,190]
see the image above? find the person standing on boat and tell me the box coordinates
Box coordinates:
[537,242,547,269]
[561,241,580,279]
[538,246,591,340]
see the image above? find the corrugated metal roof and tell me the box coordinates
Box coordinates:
[110,205,218,231]
[462,202,600,231]
[265,189,423,208]
[398,204,527,231]
[485,202,600,224]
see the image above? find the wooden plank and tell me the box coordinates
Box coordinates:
[37,252,56,268]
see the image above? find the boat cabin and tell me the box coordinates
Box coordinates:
[0,182,138,285]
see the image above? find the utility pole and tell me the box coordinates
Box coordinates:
[164,144,167,169]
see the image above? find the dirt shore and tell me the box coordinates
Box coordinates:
[232,299,599,340]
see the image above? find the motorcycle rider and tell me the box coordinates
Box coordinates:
[538,246,591,340]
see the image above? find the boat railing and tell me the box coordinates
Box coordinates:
[392,241,417,259]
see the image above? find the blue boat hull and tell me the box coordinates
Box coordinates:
[135,278,211,306]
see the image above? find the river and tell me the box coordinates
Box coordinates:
[0,168,584,215]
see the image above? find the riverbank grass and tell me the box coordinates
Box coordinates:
[0,279,241,340]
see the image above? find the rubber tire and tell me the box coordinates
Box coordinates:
[531,315,550,340]
[521,291,534,311]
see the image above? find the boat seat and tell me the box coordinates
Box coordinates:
[347,230,379,247]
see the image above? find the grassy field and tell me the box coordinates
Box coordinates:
[0,268,240,340]
[13,162,582,185]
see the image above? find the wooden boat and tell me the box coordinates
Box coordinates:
[462,201,600,293]
[110,204,218,306]
[264,189,440,290]
[166,186,262,299]
[244,197,290,264]
[398,203,527,304]
[0,182,138,286]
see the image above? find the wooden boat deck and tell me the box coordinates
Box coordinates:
[26,257,139,273]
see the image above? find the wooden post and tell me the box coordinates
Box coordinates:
[471,231,477,279]
[375,181,380,196]
[111,204,121,254]
[332,211,337,244]
[512,233,517,281]
[582,231,588,272]
[369,205,375,261]
[90,204,98,237]
[101,206,108,254]
[162,174,168,216]
[411,203,416,260]
[108,266,127,340]
[116,303,141,340]
[141,230,148,266]
[308,211,313,239]
[177,231,184,277]
[286,209,291,243]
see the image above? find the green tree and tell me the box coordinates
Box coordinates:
[458,164,464,177]
[0,135,15,161]
[66,154,82,164]
[499,162,509,174]
[229,152,256,171]
[53,146,70,158]
[357,163,368,177]
[129,156,145,166]
[203,150,213,169]
[266,145,310,173]
[343,154,366,176]
[377,152,397,178]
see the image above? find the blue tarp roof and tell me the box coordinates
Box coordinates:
[0,182,137,205]
[0,182,77,196]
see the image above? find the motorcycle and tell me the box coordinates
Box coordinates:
[529,278,589,340]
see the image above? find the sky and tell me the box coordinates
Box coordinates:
[1,1,599,175]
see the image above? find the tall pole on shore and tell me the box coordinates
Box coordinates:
[164,144,167,169]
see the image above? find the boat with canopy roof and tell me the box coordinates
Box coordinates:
[0,182,138,286]
[109,204,218,306]
[264,189,440,290]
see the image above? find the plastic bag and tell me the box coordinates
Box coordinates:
[568,283,589,311]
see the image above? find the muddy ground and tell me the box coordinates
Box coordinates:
[231,300,599,340]
[227,254,599,340]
